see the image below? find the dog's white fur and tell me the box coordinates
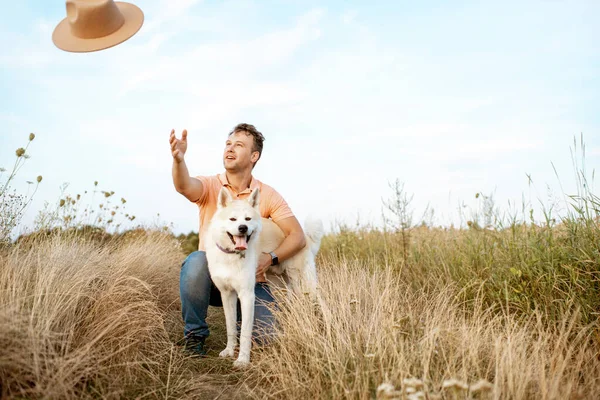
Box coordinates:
[206,187,323,367]
[259,217,323,297]
[206,187,262,367]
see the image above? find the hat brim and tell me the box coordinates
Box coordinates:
[52,2,144,53]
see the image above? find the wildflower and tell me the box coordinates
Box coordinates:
[467,221,473,227]
[130,215,136,221]
[104,191,110,198]
[29,133,35,141]
[121,197,126,204]
[111,211,116,216]
[475,192,480,198]
[94,181,98,186]
[16,148,25,157]
[76,194,80,200]
[37,175,42,183]
[59,199,66,207]
[71,200,76,205]
[99,204,103,209]
[470,379,493,393]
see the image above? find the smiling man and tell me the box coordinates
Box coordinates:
[170,123,306,356]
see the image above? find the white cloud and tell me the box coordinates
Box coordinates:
[341,10,358,25]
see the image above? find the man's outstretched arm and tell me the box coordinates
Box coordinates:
[170,128,204,202]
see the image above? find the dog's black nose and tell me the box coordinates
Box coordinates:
[238,225,248,234]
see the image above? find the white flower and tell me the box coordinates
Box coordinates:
[376,382,402,399]
[407,392,425,400]
[470,379,493,392]
[442,379,468,391]
[403,377,424,389]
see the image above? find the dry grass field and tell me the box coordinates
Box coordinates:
[1,217,599,399]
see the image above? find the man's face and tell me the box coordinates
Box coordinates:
[223,131,258,172]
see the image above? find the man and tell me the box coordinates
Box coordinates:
[170,123,306,356]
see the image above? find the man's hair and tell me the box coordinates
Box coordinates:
[229,123,265,165]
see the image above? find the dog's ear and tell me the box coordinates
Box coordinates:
[217,187,233,209]
[248,188,260,209]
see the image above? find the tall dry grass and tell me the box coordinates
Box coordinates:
[0,230,235,399]
[243,167,600,399]
[244,259,600,399]
[2,223,599,399]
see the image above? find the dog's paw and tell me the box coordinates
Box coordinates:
[219,347,235,358]
[233,357,250,368]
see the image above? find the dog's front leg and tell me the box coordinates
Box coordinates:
[219,289,237,358]
[234,288,255,367]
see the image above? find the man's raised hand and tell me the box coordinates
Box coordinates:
[169,129,188,163]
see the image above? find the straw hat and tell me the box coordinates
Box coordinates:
[52,0,144,53]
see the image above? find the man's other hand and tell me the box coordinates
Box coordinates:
[169,129,188,163]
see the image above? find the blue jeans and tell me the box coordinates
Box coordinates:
[179,251,277,343]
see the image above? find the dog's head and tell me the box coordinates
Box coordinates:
[212,187,262,251]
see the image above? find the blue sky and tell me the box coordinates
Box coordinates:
[1,0,599,236]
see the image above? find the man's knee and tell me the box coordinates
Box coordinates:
[180,251,210,292]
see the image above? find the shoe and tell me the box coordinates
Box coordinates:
[184,335,207,357]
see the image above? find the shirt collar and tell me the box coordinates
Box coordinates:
[218,172,259,194]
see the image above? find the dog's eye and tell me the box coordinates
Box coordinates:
[229,218,237,221]
[245,217,251,221]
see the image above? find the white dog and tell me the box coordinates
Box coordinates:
[206,187,262,367]
[206,186,323,367]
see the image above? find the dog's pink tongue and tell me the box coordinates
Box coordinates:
[234,235,248,250]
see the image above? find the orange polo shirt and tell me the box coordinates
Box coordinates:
[193,173,295,251]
